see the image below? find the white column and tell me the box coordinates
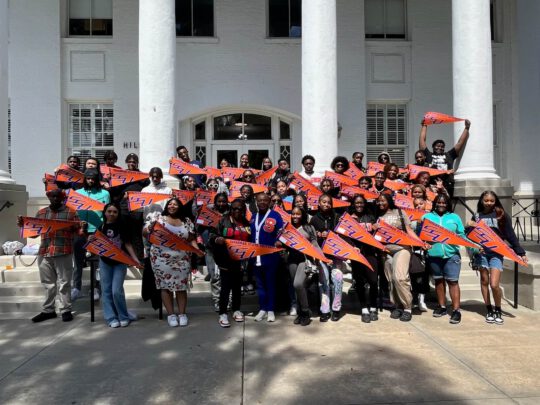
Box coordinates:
[453,0,498,179]
[139,0,176,172]
[0,0,14,184]
[302,0,337,173]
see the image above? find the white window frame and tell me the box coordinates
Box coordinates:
[7,103,11,173]
[68,0,113,37]
[67,102,114,164]
[366,103,408,167]
[365,0,407,40]
[175,0,216,38]
[267,0,302,38]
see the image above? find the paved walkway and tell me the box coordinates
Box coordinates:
[0,303,539,405]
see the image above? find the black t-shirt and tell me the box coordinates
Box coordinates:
[423,147,458,171]
[99,221,131,265]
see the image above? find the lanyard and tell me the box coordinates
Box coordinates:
[254,210,271,266]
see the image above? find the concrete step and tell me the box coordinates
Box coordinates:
[1,266,145,283]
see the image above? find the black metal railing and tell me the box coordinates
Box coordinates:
[512,198,540,243]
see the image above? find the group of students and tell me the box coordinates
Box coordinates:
[23,119,528,329]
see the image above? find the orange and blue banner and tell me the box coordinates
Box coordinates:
[423,111,464,125]
[374,219,426,247]
[85,230,140,267]
[323,171,357,187]
[148,222,203,255]
[20,216,80,238]
[394,193,416,209]
[407,164,451,180]
[384,179,409,192]
[196,206,222,228]
[221,167,260,183]
[44,173,59,192]
[109,168,149,187]
[171,189,196,205]
[195,190,217,206]
[419,218,478,248]
[306,194,350,210]
[127,191,171,211]
[322,231,374,271]
[203,166,222,179]
[344,164,364,181]
[55,164,84,184]
[289,173,322,196]
[169,157,206,176]
[256,166,278,185]
[341,186,380,200]
[334,212,387,252]
[279,222,331,263]
[65,189,106,211]
[224,239,283,261]
[467,221,527,266]
[401,207,429,222]
[229,181,268,198]
[273,205,291,223]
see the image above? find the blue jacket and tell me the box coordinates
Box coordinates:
[249,209,284,267]
[422,212,467,259]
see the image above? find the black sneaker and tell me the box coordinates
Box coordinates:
[432,306,448,318]
[293,315,302,325]
[31,312,57,323]
[493,310,504,325]
[369,311,379,321]
[300,311,312,326]
[361,313,371,323]
[449,310,461,324]
[331,311,341,322]
[390,309,403,319]
[204,274,211,282]
[399,311,412,322]
[485,311,495,323]
[61,311,73,322]
[319,312,331,322]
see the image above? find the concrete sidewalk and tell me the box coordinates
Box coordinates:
[0,304,539,405]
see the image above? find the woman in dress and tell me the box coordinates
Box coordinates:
[143,197,203,327]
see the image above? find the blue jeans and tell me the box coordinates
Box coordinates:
[99,259,129,323]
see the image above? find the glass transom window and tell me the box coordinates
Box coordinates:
[213,113,272,141]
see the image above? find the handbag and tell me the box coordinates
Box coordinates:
[398,209,425,274]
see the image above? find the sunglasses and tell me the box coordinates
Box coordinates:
[208,184,219,189]
[231,207,245,211]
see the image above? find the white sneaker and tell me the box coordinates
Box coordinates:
[178,314,188,327]
[289,306,297,316]
[233,311,245,322]
[267,311,276,322]
[418,294,428,312]
[71,288,81,301]
[93,288,100,301]
[167,315,179,327]
[192,270,205,280]
[120,320,130,327]
[254,310,267,322]
[219,314,230,328]
[109,320,120,328]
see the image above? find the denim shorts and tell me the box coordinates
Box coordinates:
[473,251,503,271]
[428,254,461,281]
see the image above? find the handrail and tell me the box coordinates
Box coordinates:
[512,198,539,243]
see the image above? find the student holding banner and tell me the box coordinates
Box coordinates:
[373,194,415,322]
[98,203,141,328]
[209,198,251,327]
[17,189,81,323]
[348,195,380,323]
[310,194,344,322]
[143,197,202,327]
[251,193,284,322]
[423,194,467,324]
[467,191,527,325]
[141,167,172,220]
[72,168,111,302]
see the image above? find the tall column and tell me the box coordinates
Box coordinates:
[139,0,176,172]
[452,0,498,179]
[0,0,14,184]
[302,0,337,173]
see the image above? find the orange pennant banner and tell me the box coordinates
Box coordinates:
[229,181,268,198]
[289,173,322,196]
[195,190,217,206]
[366,162,386,177]
[255,166,278,185]
[467,221,527,266]
[374,219,426,247]
[306,194,350,210]
[203,166,222,179]
[55,164,84,184]
[322,231,374,271]
[224,239,283,261]
[323,171,357,187]
[109,168,149,187]
[44,173,59,192]
[221,167,260,183]
[196,205,222,228]
[334,213,387,252]
[85,230,140,267]
[169,157,206,176]
[394,193,416,209]
[423,111,464,125]
[407,164,451,180]
[171,189,196,205]
[344,164,365,181]
[401,207,429,222]
[127,191,171,211]
[419,218,478,248]
[148,222,203,255]
[340,186,379,200]
[384,179,409,192]
[273,205,291,223]
[20,216,80,238]
[65,189,106,211]
[278,222,331,263]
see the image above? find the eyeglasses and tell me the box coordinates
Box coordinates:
[244,175,254,179]
[208,184,219,189]
[335,163,344,167]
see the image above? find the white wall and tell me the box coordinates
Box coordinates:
[9,0,62,196]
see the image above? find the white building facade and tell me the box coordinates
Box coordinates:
[2,0,540,199]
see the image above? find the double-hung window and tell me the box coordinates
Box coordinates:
[268,0,301,38]
[68,103,114,163]
[176,0,214,37]
[366,103,407,167]
[365,0,406,39]
[69,0,112,36]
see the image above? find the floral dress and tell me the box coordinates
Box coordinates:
[147,212,194,292]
